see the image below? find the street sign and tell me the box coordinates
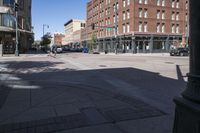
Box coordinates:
[106,27,113,30]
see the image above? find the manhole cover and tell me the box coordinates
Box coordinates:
[99,65,107,67]
[165,62,174,64]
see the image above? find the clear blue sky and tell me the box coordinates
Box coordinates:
[32,0,88,40]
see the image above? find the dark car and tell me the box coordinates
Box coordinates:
[170,48,189,56]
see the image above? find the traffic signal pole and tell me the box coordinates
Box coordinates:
[15,0,19,56]
[114,0,118,54]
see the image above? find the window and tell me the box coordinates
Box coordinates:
[139,8,142,18]
[144,9,148,18]
[172,0,175,8]
[144,0,148,4]
[116,3,119,10]
[157,10,160,19]
[117,15,119,22]
[172,24,175,33]
[176,0,179,8]
[139,0,142,4]
[127,23,130,33]
[157,0,160,6]
[113,16,116,23]
[144,22,148,32]
[127,10,130,19]
[186,1,188,9]
[3,0,15,6]
[139,22,142,32]
[185,13,188,21]
[1,14,16,28]
[176,12,179,20]
[113,4,116,12]
[162,23,165,33]
[157,23,160,32]
[108,18,110,25]
[123,0,126,7]
[176,24,179,33]
[123,12,126,20]
[162,10,165,19]
[172,11,175,20]
[162,0,165,6]
[123,24,126,33]
[127,0,130,5]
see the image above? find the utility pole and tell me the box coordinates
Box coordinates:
[15,0,19,56]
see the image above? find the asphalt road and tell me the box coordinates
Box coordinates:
[0,53,189,133]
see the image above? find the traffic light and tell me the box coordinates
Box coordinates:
[91,23,95,30]
[14,2,19,11]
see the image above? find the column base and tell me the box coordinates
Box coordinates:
[173,97,200,133]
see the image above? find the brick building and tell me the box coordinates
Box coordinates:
[86,0,189,53]
[54,33,64,46]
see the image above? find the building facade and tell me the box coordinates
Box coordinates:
[63,19,86,48]
[0,0,33,54]
[86,0,189,53]
[54,32,64,46]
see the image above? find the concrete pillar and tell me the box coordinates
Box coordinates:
[111,38,113,53]
[173,1,200,133]
[0,44,2,56]
[165,36,170,52]
[149,35,153,53]
[143,41,146,53]
[131,37,136,54]
[103,39,106,52]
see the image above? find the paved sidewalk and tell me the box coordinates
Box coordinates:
[0,54,187,133]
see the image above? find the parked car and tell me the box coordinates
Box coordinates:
[83,48,89,53]
[56,47,63,53]
[170,48,189,56]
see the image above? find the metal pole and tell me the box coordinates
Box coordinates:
[15,0,19,56]
[114,0,118,54]
[43,24,44,37]
[173,1,200,133]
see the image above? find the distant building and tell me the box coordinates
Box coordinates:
[0,0,33,54]
[63,19,86,48]
[54,32,64,46]
[86,0,189,53]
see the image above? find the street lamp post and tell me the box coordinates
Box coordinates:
[43,24,49,37]
[173,1,200,133]
[15,0,19,56]
[114,0,118,54]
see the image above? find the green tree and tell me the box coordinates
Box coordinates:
[89,33,97,51]
[40,32,52,46]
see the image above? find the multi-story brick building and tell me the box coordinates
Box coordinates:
[86,0,189,53]
[54,32,64,46]
[0,0,33,54]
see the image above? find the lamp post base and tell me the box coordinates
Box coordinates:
[173,97,200,133]
[15,51,19,56]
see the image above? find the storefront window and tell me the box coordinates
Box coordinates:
[3,0,15,6]
[0,14,16,28]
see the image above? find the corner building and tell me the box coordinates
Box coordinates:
[86,0,189,53]
[0,0,33,54]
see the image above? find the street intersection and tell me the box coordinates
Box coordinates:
[0,53,189,133]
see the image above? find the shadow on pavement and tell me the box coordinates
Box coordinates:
[0,60,187,133]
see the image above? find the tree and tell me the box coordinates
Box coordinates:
[40,32,52,46]
[89,33,97,51]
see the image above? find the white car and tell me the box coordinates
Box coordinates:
[56,47,63,53]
